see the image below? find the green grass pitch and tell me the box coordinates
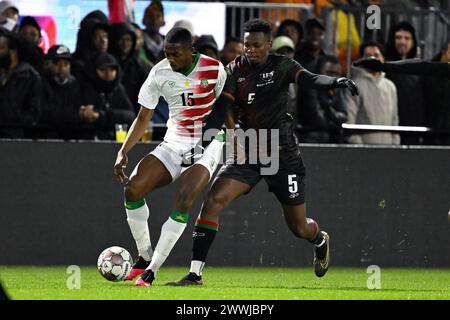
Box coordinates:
[0,266,449,300]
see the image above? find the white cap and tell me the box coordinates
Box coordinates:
[173,19,195,36]
[272,36,295,52]
[0,1,19,14]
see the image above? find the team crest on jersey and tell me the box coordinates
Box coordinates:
[185,80,191,87]
[261,71,274,82]
[200,79,209,87]
[168,81,176,88]
[257,70,275,87]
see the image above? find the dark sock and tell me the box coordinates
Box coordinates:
[308,219,324,246]
[134,256,150,269]
[192,218,219,262]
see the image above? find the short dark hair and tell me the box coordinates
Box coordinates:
[277,19,304,40]
[359,40,385,58]
[317,54,340,70]
[148,0,164,16]
[305,18,325,32]
[165,27,192,47]
[243,19,272,37]
[223,37,242,48]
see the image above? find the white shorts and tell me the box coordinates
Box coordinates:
[150,139,224,181]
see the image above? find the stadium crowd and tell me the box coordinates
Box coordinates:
[0,0,449,144]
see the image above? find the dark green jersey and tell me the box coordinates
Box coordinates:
[224,54,304,151]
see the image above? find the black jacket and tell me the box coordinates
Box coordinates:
[385,22,426,129]
[108,22,151,112]
[424,55,450,145]
[0,62,42,138]
[298,88,347,143]
[81,55,135,140]
[41,75,84,139]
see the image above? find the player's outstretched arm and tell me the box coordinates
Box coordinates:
[354,57,450,77]
[114,107,154,184]
[296,69,359,96]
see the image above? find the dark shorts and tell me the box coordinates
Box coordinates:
[216,154,306,206]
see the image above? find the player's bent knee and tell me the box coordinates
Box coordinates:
[204,191,229,213]
[124,182,145,202]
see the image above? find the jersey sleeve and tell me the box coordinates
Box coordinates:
[137,67,161,110]
[221,63,237,100]
[214,62,228,97]
[281,56,304,84]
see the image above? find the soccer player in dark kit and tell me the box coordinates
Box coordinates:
[167,19,359,286]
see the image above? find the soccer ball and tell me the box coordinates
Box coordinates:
[97,246,133,281]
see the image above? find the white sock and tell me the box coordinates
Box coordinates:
[148,217,187,274]
[190,260,205,276]
[125,201,153,262]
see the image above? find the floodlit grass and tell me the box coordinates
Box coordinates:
[0,266,449,300]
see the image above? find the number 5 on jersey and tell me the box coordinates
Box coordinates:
[248,93,255,104]
[288,174,298,194]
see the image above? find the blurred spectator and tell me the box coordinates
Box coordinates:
[272,35,295,58]
[276,19,303,53]
[298,55,348,143]
[195,34,219,60]
[72,17,110,83]
[80,9,110,28]
[296,18,328,137]
[40,45,85,139]
[295,18,327,72]
[81,53,135,140]
[19,16,40,46]
[141,1,170,136]
[109,22,151,113]
[385,21,426,145]
[131,22,152,66]
[329,1,361,76]
[220,37,243,66]
[424,40,450,145]
[142,0,165,67]
[0,0,19,32]
[271,36,298,120]
[18,16,44,72]
[343,41,400,145]
[0,29,42,138]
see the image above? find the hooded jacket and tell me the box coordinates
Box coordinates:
[108,22,151,112]
[0,62,42,138]
[81,53,135,140]
[72,18,110,82]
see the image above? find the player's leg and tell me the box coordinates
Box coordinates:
[281,203,330,277]
[167,170,257,286]
[135,137,226,286]
[265,151,330,277]
[137,164,211,285]
[123,150,174,281]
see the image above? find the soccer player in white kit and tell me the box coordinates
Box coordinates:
[113,28,227,286]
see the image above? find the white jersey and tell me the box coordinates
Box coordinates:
[138,53,227,151]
